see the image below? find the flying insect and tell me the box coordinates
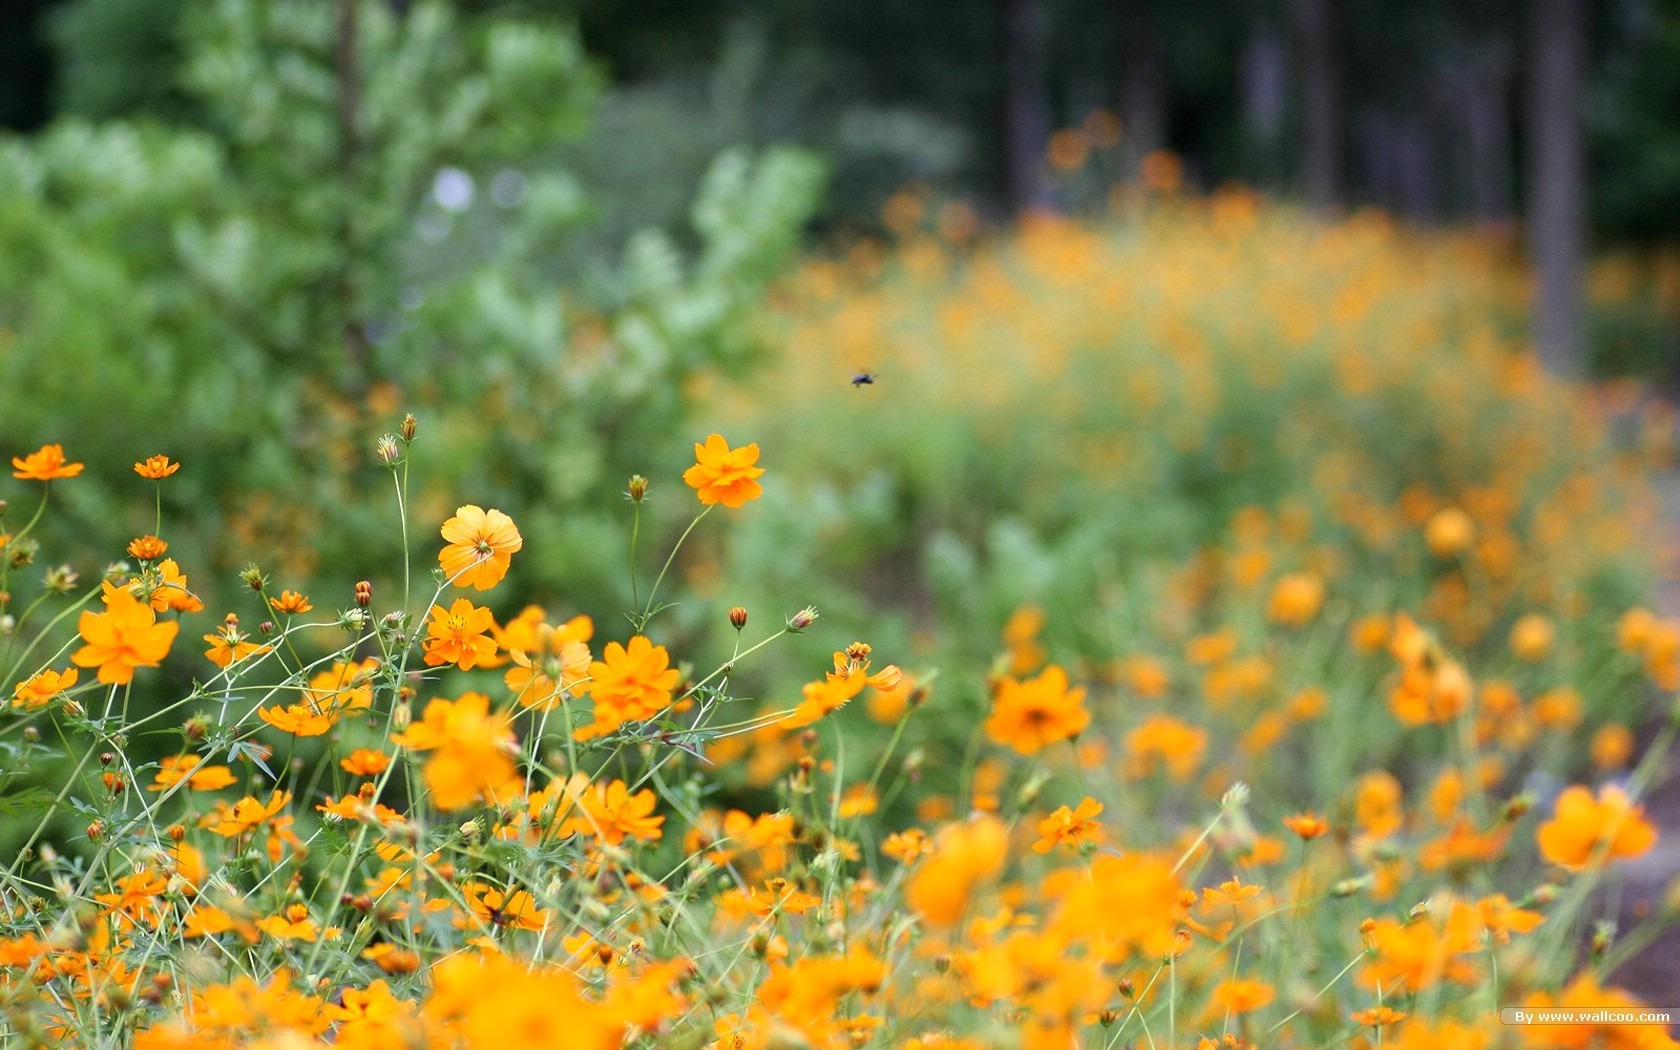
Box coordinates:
[850,370,879,388]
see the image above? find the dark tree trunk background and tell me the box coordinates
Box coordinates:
[1529,0,1587,376]
[1294,0,1341,213]
[1001,0,1053,212]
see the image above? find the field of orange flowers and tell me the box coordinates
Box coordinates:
[4,194,1680,1049]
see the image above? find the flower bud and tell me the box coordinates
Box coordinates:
[400,413,418,443]
[355,580,372,607]
[729,606,748,629]
[626,475,650,503]
[788,606,819,632]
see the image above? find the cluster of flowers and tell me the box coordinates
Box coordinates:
[0,419,1675,1050]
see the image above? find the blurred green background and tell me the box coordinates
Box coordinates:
[0,0,1676,721]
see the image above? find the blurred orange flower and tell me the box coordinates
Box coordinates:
[984,664,1089,755]
[12,443,83,480]
[1537,784,1656,870]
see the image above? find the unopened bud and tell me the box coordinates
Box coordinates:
[1503,793,1535,822]
[86,821,102,842]
[400,413,418,443]
[626,475,649,503]
[729,606,748,629]
[183,714,210,742]
[788,606,819,632]
[167,824,185,842]
[355,580,372,607]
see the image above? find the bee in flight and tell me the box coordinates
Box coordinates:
[850,369,879,388]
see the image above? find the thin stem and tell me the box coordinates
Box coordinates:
[636,505,714,631]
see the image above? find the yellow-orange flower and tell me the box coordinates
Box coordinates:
[390,691,521,811]
[505,614,593,711]
[438,505,523,591]
[983,664,1089,755]
[12,443,83,480]
[1266,572,1324,627]
[268,590,313,614]
[148,754,237,792]
[127,535,168,561]
[1424,507,1474,556]
[72,581,180,685]
[1031,796,1104,854]
[1283,811,1329,840]
[561,779,666,845]
[1209,978,1274,1014]
[133,455,180,479]
[682,433,765,507]
[422,598,499,670]
[1537,784,1657,870]
[203,616,271,669]
[905,815,1007,928]
[1508,613,1555,662]
[340,749,391,776]
[12,667,77,709]
[579,635,680,739]
[1125,714,1207,781]
[258,702,336,737]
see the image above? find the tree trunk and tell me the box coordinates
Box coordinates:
[1462,44,1513,224]
[1118,14,1166,177]
[1529,0,1586,377]
[1001,0,1054,213]
[1294,0,1340,213]
[1242,27,1288,191]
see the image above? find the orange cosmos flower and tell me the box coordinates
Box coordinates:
[682,433,765,507]
[340,748,392,776]
[579,635,680,738]
[1283,811,1330,840]
[905,815,1008,928]
[127,535,168,561]
[257,702,335,736]
[12,667,77,710]
[389,691,521,810]
[438,505,523,591]
[200,790,292,838]
[1424,507,1474,557]
[268,590,313,614]
[983,664,1089,755]
[1267,572,1324,627]
[11,444,82,480]
[1032,796,1104,854]
[1508,613,1555,662]
[132,557,204,613]
[421,598,499,669]
[1351,1006,1408,1028]
[505,615,594,711]
[148,754,237,792]
[72,581,180,684]
[203,615,271,669]
[1124,714,1207,781]
[1209,978,1275,1015]
[561,779,666,845]
[1536,784,1657,870]
[1360,913,1479,993]
[133,455,180,479]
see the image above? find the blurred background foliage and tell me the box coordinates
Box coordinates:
[0,0,1677,768]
